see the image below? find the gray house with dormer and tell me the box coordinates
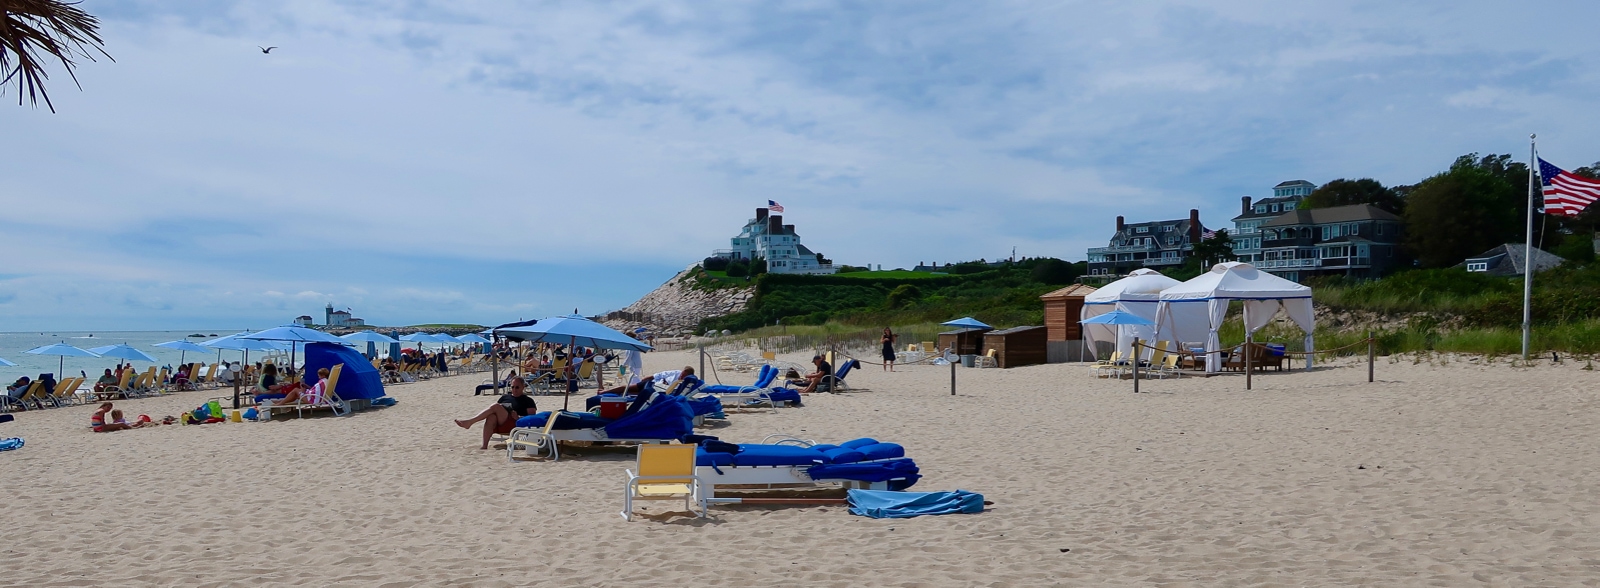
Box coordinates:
[1085,209,1206,279]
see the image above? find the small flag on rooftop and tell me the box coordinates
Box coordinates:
[768,199,784,213]
[1201,229,1216,239]
[1538,158,1600,217]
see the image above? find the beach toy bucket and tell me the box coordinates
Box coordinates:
[230,410,242,423]
[206,400,223,417]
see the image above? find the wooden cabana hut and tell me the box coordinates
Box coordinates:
[936,329,990,356]
[1039,284,1096,362]
[981,326,1048,368]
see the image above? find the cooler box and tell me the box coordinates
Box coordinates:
[599,397,629,419]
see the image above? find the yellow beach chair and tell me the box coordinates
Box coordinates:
[621,444,706,521]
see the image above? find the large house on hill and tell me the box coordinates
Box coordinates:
[711,207,836,275]
[1256,204,1404,281]
[1085,209,1207,279]
[1230,180,1314,263]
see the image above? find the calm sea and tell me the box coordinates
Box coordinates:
[0,330,248,381]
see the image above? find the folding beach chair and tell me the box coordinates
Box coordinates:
[621,444,706,521]
[259,364,350,419]
[975,349,998,368]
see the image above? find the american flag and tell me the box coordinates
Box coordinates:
[1201,229,1216,239]
[767,200,784,213]
[1539,158,1600,217]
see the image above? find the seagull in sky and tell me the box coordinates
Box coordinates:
[259,46,277,54]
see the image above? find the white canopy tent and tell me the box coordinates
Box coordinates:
[1081,269,1185,359]
[1155,262,1315,373]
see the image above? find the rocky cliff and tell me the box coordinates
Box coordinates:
[601,268,754,336]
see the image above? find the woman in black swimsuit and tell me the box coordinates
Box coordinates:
[881,327,897,372]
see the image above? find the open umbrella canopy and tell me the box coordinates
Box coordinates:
[87,344,159,362]
[399,333,437,344]
[155,340,212,354]
[341,331,400,344]
[0,357,16,367]
[941,317,993,330]
[1079,310,1157,326]
[455,333,491,345]
[242,325,347,344]
[430,333,460,343]
[202,333,288,352]
[25,343,101,358]
[494,314,653,351]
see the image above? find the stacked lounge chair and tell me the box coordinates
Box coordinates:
[693,435,920,501]
[507,392,698,462]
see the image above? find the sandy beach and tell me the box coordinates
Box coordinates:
[3,351,1599,587]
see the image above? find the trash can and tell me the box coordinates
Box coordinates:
[960,354,977,368]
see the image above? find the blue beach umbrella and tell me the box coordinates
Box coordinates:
[496,314,654,410]
[341,331,399,345]
[155,340,212,365]
[88,344,159,364]
[242,326,346,372]
[940,317,993,331]
[455,333,490,345]
[0,357,16,367]
[1078,310,1156,326]
[25,343,101,377]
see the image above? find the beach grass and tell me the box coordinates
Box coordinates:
[829,270,946,279]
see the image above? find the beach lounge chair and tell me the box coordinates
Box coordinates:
[621,444,707,521]
[259,364,350,419]
[817,360,859,392]
[49,377,83,406]
[11,382,46,411]
[694,436,920,503]
[506,394,696,462]
[97,370,135,400]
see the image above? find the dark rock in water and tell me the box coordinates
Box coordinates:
[189,334,206,338]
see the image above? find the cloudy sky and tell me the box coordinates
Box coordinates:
[4,0,1598,330]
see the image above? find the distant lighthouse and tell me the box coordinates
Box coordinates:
[326,303,334,326]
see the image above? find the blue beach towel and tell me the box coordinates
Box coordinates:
[846,489,985,519]
[0,437,24,452]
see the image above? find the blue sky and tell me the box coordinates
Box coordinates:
[3,0,1598,330]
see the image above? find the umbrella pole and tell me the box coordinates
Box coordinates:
[562,335,575,411]
[490,333,501,397]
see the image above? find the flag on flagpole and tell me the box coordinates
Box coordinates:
[1538,158,1600,217]
[1201,229,1216,239]
[767,200,784,213]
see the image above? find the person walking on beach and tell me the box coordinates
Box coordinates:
[881,327,897,372]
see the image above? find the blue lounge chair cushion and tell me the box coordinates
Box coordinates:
[839,438,880,449]
[811,458,921,488]
[856,442,905,461]
[516,411,612,430]
[821,447,866,464]
[809,444,839,453]
[846,488,981,518]
[696,444,827,467]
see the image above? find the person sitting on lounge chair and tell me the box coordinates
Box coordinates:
[454,376,535,450]
[253,363,293,402]
[267,368,329,406]
[797,355,831,394]
[93,369,117,393]
[475,370,518,396]
[7,376,30,401]
[172,365,191,389]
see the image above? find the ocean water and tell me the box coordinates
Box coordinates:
[0,330,250,382]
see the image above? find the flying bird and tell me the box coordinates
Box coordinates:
[259,46,277,54]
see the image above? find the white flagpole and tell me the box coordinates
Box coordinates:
[1522,133,1537,360]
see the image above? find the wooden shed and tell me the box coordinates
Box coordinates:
[1039,284,1097,341]
[937,329,989,356]
[981,325,1048,368]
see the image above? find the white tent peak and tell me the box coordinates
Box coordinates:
[1161,261,1310,301]
[1086,271,1181,303]
[1128,268,1162,276]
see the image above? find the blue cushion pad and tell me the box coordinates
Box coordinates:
[694,441,907,466]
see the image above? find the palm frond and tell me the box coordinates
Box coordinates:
[0,0,112,113]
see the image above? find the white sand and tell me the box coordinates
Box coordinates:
[3,351,1599,586]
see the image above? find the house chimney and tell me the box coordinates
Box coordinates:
[783,224,794,234]
[756,207,768,222]
[1116,216,1125,232]
[1241,196,1251,215]
[1189,209,1201,242]
[768,215,783,234]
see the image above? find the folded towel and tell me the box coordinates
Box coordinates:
[846,489,983,519]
